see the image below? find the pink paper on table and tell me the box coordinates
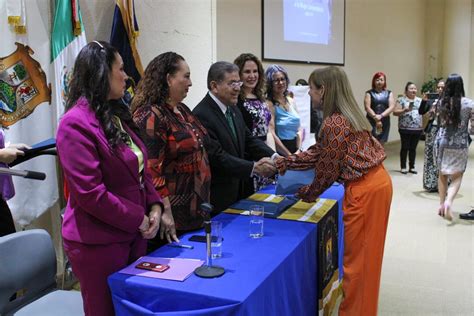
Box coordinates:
[119,256,204,281]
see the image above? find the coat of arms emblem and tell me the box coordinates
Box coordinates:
[0,42,50,126]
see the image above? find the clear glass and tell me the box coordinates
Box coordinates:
[211,221,223,258]
[249,205,264,238]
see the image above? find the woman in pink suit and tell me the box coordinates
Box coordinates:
[56,41,164,316]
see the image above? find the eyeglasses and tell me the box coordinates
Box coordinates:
[273,78,286,84]
[226,81,243,89]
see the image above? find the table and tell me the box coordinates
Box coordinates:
[260,182,344,278]
[108,184,345,316]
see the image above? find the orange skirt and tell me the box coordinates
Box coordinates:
[339,164,393,316]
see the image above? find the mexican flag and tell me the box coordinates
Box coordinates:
[51,0,86,125]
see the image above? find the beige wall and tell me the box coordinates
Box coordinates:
[81,0,216,108]
[217,0,473,142]
[442,0,472,94]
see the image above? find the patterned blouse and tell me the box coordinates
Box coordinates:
[397,96,423,132]
[276,113,386,202]
[237,98,271,139]
[133,103,211,231]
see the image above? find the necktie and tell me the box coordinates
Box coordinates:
[225,108,237,141]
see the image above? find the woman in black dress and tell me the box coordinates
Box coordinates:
[364,72,395,145]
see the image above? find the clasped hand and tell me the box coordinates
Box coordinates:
[254,157,277,178]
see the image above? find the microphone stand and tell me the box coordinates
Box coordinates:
[0,167,46,180]
[194,203,225,278]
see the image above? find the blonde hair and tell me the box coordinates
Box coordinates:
[309,66,372,132]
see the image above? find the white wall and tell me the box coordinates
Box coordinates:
[81,0,216,108]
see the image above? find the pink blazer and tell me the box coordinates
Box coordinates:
[57,97,162,244]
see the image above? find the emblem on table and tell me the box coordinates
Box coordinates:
[0,42,51,127]
[317,203,339,314]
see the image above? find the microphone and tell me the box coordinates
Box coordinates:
[194,203,225,278]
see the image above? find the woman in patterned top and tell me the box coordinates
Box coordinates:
[393,82,426,174]
[364,72,395,145]
[234,53,273,147]
[132,52,211,251]
[435,74,474,221]
[275,66,393,316]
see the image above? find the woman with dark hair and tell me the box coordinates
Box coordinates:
[393,81,425,174]
[233,53,272,148]
[422,79,445,192]
[364,72,395,145]
[275,66,392,316]
[265,64,302,157]
[434,74,474,220]
[56,41,163,316]
[132,52,210,251]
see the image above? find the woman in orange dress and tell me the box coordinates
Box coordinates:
[275,66,393,316]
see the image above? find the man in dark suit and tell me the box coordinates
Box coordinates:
[193,61,276,213]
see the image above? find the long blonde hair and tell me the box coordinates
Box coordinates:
[309,66,372,132]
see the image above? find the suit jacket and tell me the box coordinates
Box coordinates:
[193,93,275,212]
[57,97,162,244]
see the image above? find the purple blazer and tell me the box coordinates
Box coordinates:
[57,97,162,244]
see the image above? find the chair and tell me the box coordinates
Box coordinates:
[0,229,83,316]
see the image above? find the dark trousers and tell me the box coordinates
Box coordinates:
[0,198,16,237]
[399,131,421,169]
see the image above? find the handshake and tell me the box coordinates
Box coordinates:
[253,157,277,178]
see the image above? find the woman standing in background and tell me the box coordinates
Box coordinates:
[435,74,474,221]
[132,52,211,251]
[364,72,395,145]
[265,64,302,157]
[421,80,445,192]
[234,53,273,149]
[393,82,425,174]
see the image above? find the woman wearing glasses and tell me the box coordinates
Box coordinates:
[132,52,211,251]
[265,64,302,157]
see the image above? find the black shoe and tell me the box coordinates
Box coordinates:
[409,169,418,174]
[400,168,408,174]
[459,210,474,220]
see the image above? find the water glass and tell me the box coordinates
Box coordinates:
[211,221,223,259]
[249,205,264,238]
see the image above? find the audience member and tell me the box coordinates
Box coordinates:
[234,53,272,146]
[56,41,163,316]
[434,74,474,221]
[132,52,209,251]
[275,66,392,316]
[420,80,445,192]
[364,72,395,145]
[193,61,276,213]
[0,134,29,237]
[393,82,425,174]
[265,64,302,157]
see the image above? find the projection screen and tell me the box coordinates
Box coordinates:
[262,0,345,65]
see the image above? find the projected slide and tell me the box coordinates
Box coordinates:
[284,0,332,45]
[262,0,344,65]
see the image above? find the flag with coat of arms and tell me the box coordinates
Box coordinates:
[51,0,87,124]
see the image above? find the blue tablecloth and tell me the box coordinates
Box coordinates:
[109,213,318,315]
[260,182,345,279]
[108,183,345,315]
